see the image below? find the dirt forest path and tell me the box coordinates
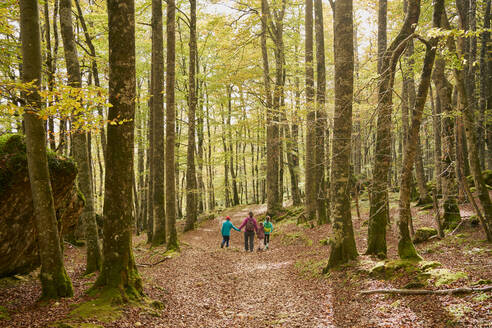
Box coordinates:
[140,204,334,327]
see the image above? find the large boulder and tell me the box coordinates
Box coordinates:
[0,134,83,277]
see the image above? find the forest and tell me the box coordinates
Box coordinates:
[0,0,491,326]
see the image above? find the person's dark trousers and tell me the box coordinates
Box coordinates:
[264,234,270,246]
[221,235,230,248]
[244,230,255,251]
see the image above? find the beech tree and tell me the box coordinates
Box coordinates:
[59,0,101,274]
[166,0,179,250]
[151,0,166,246]
[94,0,143,299]
[19,0,73,299]
[366,0,420,258]
[325,0,358,269]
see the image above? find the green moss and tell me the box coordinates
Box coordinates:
[53,323,103,328]
[319,238,330,246]
[473,293,490,302]
[398,239,423,261]
[472,279,492,285]
[0,134,77,195]
[427,268,467,287]
[419,261,442,271]
[70,289,131,322]
[413,227,438,244]
[0,305,10,320]
[280,232,312,246]
[295,259,330,278]
[369,259,421,279]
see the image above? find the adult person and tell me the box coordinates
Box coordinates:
[238,211,258,252]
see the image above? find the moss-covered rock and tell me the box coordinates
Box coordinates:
[369,259,421,279]
[0,134,83,277]
[413,227,438,244]
[426,268,467,287]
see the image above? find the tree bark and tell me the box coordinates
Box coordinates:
[43,0,56,150]
[150,0,166,246]
[480,0,492,169]
[305,0,317,221]
[166,0,179,250]
[325,0,358,269]
[398,0,443,260]
[94,0,143,299]
[447,3,492,241]
[314,0,327,224]
[367,0,420,258]
[59,0,101,273]
[430,84,442,194]
[20,0,73,299]
[433,57,461,230]
[185,0,198,231]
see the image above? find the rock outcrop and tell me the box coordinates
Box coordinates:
[0,134,83,277]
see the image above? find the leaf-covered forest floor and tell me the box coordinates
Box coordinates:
[1,195,491,328]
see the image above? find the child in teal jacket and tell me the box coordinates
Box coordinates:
[221,216,240,248]
[263,216,274,249]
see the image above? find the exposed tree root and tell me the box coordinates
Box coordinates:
[360,285,492,295]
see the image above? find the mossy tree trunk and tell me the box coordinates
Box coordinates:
[432,58,461,230]
[367,0,421,258]
[479,0,491,170]
[166,0,179,250]
[325,0,358,270]
[444,5,492,241]
[398,0,443,260]
[261,0,284,217]
[184,0,198,232]
[94,0,143,299]
[151,0,166,246]
[304,0,317,221]
[19,0,73,299]
[314,0,328,224]
[59,0,102,274]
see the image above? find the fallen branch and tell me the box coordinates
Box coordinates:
[136,257,171,267]
[450,219,467,235]
[360,285,492,295]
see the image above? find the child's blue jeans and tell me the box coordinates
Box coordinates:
[221,235,230,248]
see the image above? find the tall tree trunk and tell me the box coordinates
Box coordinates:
[398,0,443,259]
[430,84,442,194]
[367,0,420,257]
[146,74,154,243]
[433,58,461,230]
[480,0,492,169]
[59,0,101,273]
[150,0,166,245]
[166,0,179,250]
[287,69,302,206]
[227,86,240,206]
[325,0,358,269]
[314,0,327,224]
[74,0,106,162]
[43,0,56,150]
[261,0,283,216]
[305,0,317,221]
[94,0,143,299]
[20,0,73,299]
[448,2,492,241]
[185,0,198,231]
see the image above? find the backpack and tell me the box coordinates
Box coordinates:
[245,217,255,232]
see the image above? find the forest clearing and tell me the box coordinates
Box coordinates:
[1,0,492,326]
